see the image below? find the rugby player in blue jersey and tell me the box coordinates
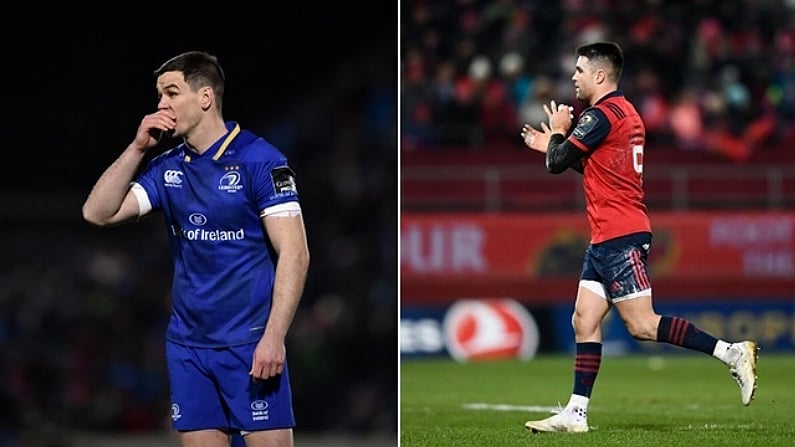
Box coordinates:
[83,51,310,447]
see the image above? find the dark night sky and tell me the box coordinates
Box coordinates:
[2,2,396,192]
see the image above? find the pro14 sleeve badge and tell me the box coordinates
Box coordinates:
[271,166,298,196]
[571,112,599,140]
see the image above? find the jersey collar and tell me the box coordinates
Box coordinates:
[212,122,241,161]
[594,90,623,106]
[182,122,241,163]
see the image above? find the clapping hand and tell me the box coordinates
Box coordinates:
[521,100,573,154]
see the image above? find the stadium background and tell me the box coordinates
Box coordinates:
[0,2,397,446]
[400,0,795,375]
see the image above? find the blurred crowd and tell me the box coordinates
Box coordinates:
[401,0,795,162]
[0,37,396,446]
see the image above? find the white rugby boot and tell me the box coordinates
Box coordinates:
[727,340,759,406]
[524,405,588,433]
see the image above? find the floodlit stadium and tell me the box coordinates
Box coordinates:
[401,1,795,446]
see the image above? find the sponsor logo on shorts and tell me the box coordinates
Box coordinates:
[171,403,182,421]
[251,399,269,421]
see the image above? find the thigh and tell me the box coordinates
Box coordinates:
[574,243,611,338]
[613,294,656,323]
[573,283,611,338]
[166,342,227,431]
[213,343,297,433]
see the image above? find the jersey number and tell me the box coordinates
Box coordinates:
[632,145,644,175]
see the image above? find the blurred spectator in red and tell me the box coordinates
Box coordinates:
[633,67,670,145]
[401,0,795,160]
[669,89,704,152]
[476,54,519,147]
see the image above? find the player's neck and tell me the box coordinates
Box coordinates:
[590,87,618,106]
[183,117,229,155]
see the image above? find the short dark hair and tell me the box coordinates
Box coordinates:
[154,51,226,109]
[576,42,623,82]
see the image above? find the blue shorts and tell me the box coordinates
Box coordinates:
[579,232,653,302]
[166,341,296,432]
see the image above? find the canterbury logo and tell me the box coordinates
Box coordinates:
[164,170,184,184]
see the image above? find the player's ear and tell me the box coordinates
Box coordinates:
[595,69,606,85]
[200,86,214,111]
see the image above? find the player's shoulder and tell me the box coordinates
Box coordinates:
[594,91,639,119]
[577,105,609,128]
[150,145,187,165]
[226,129,288,164]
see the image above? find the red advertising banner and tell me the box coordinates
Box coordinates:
[401,212,795,304]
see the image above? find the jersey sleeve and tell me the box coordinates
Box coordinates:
[131,152,168,214]
[546,134,585,174]
[250,153,300,215]
[567,108,611,153]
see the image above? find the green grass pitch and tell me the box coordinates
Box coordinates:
[400,353,795,446]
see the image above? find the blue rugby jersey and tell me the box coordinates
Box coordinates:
[132,121,300,347]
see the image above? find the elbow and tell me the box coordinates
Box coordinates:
[82,204,111,227]
[82,205,102,226]
[545,161,568,175]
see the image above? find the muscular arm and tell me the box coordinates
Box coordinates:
[546,134,585,174]
[250,212,310,379]
[263,213,310,342]
[81,145,146,226]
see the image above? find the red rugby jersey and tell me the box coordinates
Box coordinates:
[567,91,651,243]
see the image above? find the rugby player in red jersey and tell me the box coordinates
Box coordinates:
[520,42,758,433]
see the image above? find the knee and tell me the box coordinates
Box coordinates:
[624,318,658,341]
[571,310,600,337]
